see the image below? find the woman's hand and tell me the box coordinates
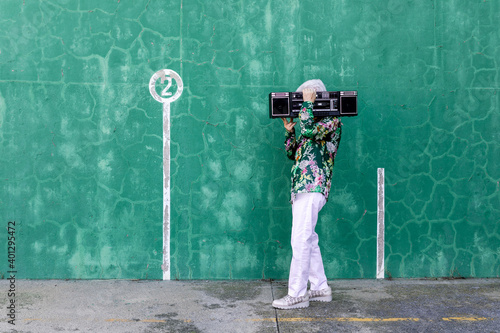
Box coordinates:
[281,117,296,133]
[302,88,316,103]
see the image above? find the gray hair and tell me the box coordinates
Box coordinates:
[296,79,327,92]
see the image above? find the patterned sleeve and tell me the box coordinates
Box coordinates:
[299,101,316,138]
[299,101,340,141]
[284,129,297,160]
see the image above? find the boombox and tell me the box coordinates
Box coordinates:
[269,91,358,118]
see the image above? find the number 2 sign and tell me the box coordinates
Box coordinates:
[148,68,183,280]
[149,69,183,104]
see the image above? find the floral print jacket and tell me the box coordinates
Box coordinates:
[285,101,342,202]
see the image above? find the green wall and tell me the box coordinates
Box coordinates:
[0,0,499,280]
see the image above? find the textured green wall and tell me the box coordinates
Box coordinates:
[0,0,499,280]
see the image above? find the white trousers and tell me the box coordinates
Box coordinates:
[288,192,328,297]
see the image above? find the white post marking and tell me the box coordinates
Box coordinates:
[149,69,183,281]
[162,101,171,281]
[377,168,385,279]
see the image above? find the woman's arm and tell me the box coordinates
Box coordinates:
[299,88,340,141]
[282,117,298,160]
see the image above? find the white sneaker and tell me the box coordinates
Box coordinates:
[308,286,332,302]
[272,294,309,309]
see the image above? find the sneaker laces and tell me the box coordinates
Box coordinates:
[310,288,328,297]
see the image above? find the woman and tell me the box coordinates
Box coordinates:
[273,80,342,310]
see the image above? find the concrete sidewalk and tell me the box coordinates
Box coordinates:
[0,278,499,332]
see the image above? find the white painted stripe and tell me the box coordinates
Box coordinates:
[377,168,385,279]
[163,102,171,281]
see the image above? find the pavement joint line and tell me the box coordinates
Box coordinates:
[270,279,281,333]
[19,317,494,324]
